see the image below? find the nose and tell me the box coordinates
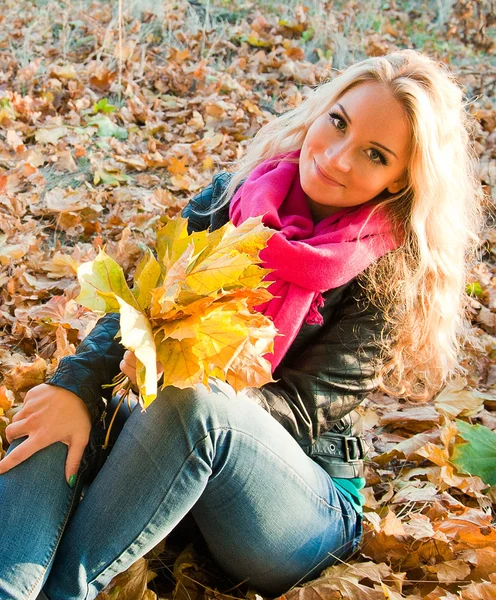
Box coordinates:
[325,142,351,172]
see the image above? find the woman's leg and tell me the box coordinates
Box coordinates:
[43,381,361,600]
[0,438,95,600]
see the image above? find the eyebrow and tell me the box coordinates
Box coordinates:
[337,102,398,160]
[337,103,352,124]
[370,141,398,159]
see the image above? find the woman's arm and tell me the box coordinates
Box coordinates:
[48,313,123,426]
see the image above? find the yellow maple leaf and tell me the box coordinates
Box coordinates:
[157,337,202,390]
[156,313,199,341]
[132,250,162,311]
[156,216,191,269]
[0,385,14,411]
[227,349,275,392]
[197,307,249,370]
[117,297,157,408]
[149,283,182,320]
[216,216,273,261]
[167,156,187,175]
[185,252,255,296]
[77,250,139,313]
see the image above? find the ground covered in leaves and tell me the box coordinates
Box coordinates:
[0,0,495,598]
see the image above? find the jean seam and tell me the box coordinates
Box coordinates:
[26,466,87,600]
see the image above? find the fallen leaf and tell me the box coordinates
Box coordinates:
[0,386,14,411]
[435,377,486,418]
[425,559,472,584]
[101,557,153,600]
[379,406,441,431]
[4,357,47,392]
[451,420,496,485]
[286,562,393,600]
[35,127,68,145]
[460,576,496,600]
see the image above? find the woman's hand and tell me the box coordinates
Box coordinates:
[0,383,92,485]
[120,350,164,388]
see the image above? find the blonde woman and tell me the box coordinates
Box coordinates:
[0,50,482,599]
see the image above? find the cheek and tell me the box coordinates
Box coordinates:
[362,171,390,190]
[299,142,314,177]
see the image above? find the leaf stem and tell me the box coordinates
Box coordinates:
[102,378,132,450]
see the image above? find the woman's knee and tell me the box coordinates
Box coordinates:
[3,438,67,476]
[156,380,238,429]
[125,380,239,447]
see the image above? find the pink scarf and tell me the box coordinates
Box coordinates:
[229,150,400,370]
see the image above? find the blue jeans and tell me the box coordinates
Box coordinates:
[0,381,361,599]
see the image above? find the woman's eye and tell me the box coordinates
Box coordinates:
[329,112,346,131]
[367,148,388,166]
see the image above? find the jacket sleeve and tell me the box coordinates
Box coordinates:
[48,313,124,425]
[247,281,384,452]
[182,172,233,233]
[181,181,214,232]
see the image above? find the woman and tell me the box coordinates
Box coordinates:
[0,50,482,599]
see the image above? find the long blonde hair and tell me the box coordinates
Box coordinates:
[221,50,483,399]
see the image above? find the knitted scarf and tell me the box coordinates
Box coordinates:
[229,150,399,370]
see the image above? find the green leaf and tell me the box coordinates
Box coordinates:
[466,281,484,297]
[93,98,117,114]
[93,168,130,186]
[76,250,140,313]
[301,27,315,42]
[86,114,128,140]
[451,420,496,486]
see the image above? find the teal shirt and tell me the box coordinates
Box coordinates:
[332,477,365,514]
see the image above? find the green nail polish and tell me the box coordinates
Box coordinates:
[68,474,77,488]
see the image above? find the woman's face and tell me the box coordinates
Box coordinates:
[299,81,412,221]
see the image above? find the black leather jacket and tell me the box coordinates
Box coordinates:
[49,173,385,477]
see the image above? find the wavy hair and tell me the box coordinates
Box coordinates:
[219,50,483,399]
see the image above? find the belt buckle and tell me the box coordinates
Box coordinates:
[344,436,364,461]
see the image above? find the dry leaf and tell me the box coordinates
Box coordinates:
[425,559,472,584]
[100,557,153,600]
[435,377,486,418]
[4,357,47,392]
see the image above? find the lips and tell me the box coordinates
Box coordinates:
[314,160,344,186]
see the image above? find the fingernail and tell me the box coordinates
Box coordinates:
[68,474,77,488]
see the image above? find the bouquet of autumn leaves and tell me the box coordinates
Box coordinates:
[76,215,277,412]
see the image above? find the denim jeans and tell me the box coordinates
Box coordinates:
[0,381,361,599]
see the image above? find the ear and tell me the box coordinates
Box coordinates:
[387,172,408,194]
